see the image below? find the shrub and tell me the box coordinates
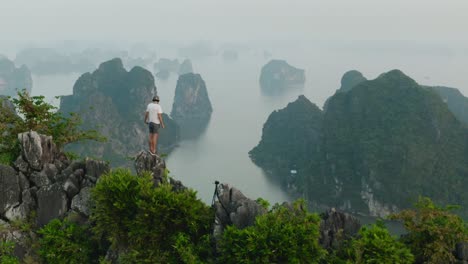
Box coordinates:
[218,200,326,264]
[37,219,97,264]
[390,197,468,264]
[91,169,213,263]
[0,240,19,264]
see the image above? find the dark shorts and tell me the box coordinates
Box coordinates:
[149,122,160,134]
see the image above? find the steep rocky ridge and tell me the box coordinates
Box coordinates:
[323,70,367,111]
[249,95,322,191]
[60,58,179,166]
[313,70,468,217]
[171,73,213,139]
[0,57,32,96]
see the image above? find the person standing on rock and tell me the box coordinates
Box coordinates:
[144,95,165,155]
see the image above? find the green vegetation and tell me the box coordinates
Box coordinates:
[0,90,105,164]
[249,95,323,191]
[37,219,98,264]
[91,169,213,263]
[390,197,468,264]
[0,240,19,264]
[333,221,414,264]
[218,200,326,264]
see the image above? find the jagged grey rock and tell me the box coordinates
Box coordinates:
[456,242,468,261]
[0,165,21,217]
[18,131,57,171]
[134,150,166,185]
[213,183,267,237]
[319,208,361,250]
[71,187,92,216]
[36,183,68,227]
[0,57,32,96]
[85,158,109,179]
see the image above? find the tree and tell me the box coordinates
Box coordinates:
[0,91,104,164]
[390,197,468,264]
[91,169,213,263]
[218,200,326,264]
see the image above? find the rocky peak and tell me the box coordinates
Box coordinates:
[171,73,212,139]
[339,70,367,92]
[178,59,193,75]
[376,69,418,88]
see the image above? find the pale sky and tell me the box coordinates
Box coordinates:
[1,0,467,46]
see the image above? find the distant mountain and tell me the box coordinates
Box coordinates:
[249,95,322,190]
[0,57,32,96]
[253,69,468,218]
[171,73,212,139]
[60,58,179,165]
[427,86,468,126]
[323,70,367,111]
[259,60,305,94]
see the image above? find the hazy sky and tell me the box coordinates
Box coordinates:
[1,0,467,46]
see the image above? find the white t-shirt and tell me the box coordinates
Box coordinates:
[146,103,163,124]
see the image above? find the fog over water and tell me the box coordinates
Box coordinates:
[3,0,468,205]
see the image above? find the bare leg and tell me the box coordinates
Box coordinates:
[154,133,159,153]
[148,133,154,153]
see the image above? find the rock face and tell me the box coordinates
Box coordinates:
[134,150,186,191]
[178,59,193,75]
[0,131,109,226]
[319,208,361,250]
[60,58,180,166]
[456,242,468,262]
[428,86,468,126]
[259,60,305,93]
[312,70,468,217]
[213,183,267,237]
[249,95,322,190]
[171,73,213,139]
[0,57,32,96]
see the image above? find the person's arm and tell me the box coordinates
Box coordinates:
[144,111,149,124]
[158,113,165,128]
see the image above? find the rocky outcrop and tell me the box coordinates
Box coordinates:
[259,60,305,94]
[0,57,32,96]
[0,131,109,226]
[213,183,267,237]
[249,95,322,190]
[319,208,361,250]
[134,151,186,191]
[456,242,468,263]
[60,58,180,166]
[171,73,213,139]
[178,59,193,75]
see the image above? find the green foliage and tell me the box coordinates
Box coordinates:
[0,240,19,264]
[333,221,413,264]
[218,200,326,264]
[37,219,97,264]
[390,197,468,264]
[91,168,213,263]
[0,90,105,164]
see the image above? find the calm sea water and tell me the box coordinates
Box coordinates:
[31,49,468,206]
